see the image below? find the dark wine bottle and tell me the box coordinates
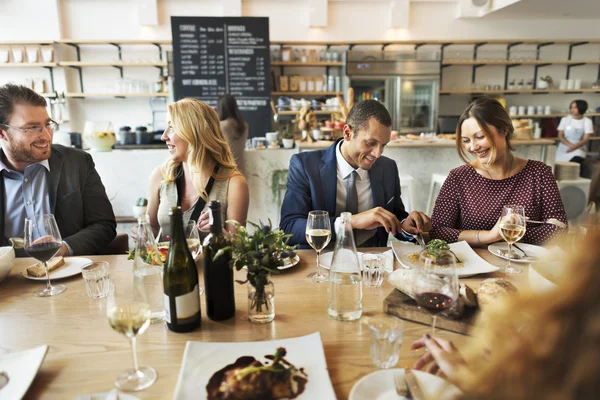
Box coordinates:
[203,201,235,321]
[163,206,201,332]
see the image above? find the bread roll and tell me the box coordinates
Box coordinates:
[477,278,518,311]
[26,256,65,277]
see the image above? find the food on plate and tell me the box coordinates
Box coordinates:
[477,278,518,311]
[206,347,308,400]
[407,239,464,268]
[26,256,65,277]
[436,133,456,141]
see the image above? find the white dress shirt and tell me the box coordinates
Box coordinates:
[335,141,376,246]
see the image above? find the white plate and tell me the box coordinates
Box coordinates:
[19,257,93,281]
[0,345,48,400]
[279,254,300,270]
[392,241,499,278]
[318,250,394,272]
[349,368,461,400]
[173,332,335,400]
[487,242,549,263]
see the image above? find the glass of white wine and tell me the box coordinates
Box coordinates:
[305,210,332,283]
[499,205,526,274]
[185,220,202,258]
[106,274,157,391]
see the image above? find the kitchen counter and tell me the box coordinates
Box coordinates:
[297,138,556,149]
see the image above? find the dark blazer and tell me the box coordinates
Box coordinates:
[279,139,409,248]
[0,145,117,255]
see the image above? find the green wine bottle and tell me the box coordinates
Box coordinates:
[203,201,235,320]
[163,206,201,332]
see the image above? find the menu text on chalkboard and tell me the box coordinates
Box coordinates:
[171,16,271,137]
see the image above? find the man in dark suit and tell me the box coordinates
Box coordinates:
[0,83,116,256]
[280,100,431,248]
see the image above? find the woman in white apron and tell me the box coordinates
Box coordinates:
[555,100,594,164]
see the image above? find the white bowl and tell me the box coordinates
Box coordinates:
[0,246,16,283]
[528,261,560,293]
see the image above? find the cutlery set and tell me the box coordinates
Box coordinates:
[394,369,424,399]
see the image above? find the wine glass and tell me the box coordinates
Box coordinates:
[24,215,65,297]
[499,205,526,274]
[106,274,157,391]
[412,250,459,336]
[185,220,202,258]
[305,210,332,283]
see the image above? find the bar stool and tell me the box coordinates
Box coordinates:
[426,173,448,215]
[399,174,416,212]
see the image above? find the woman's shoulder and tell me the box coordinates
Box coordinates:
[524,159,551,173]
[448,163,476,178]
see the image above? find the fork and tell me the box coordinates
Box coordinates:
[525,218,567,229]
[393,371,411,398]
[402,229,426,250]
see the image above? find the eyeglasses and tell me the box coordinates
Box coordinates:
[0,120,59,134]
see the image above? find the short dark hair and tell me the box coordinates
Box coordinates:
[456,97,515,164]
[571,100,588,115]
[346,100,392,133]
[0,83,47,125]
[217,93,245,133]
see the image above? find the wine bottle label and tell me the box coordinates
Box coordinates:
[164,284,200,323]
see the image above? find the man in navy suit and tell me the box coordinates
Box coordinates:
[280,100,431,248]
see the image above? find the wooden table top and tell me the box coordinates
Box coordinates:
[0,247,530,399]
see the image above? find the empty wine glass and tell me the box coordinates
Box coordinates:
[24,214,65,297]
[106,273,157,391]
[499,205,526,274]
[305,210,332,283]
[412,250,459,336]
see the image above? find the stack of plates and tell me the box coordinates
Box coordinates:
[554,162,580,181]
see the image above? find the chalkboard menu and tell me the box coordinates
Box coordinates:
[171,16,271,138]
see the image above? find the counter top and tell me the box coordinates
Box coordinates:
[296,138,556,150]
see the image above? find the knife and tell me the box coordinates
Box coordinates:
[404,368,425,400]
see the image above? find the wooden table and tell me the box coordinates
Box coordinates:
[0,248,530,399]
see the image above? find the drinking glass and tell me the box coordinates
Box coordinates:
[106,275,157,391]
[305,210,332,283]
[24,215,65,297]
[362,253,386,288]
[367,315,404,368]
[185,220,202,258]
[499,205,526,274]
[412,250,459,336]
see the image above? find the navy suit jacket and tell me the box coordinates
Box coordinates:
[280,139,409,248]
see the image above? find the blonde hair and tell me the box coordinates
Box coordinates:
[456,97,515,166]
[455,226,600,400]
[162,98,237,200]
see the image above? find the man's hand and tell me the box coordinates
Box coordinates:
[350,207,403,235]
[56,242,71,257]
[401,211,432,235]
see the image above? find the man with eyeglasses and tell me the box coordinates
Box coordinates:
[0,83,116,256]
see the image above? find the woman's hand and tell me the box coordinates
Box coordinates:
[411,335,466,381]
[480,217,502,244]
[197,210,211,232]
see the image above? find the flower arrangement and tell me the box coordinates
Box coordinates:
[216,220,296,316]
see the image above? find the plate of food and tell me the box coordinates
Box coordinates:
[173,332,335,400]
[392,240,499,277]
[279,254,300,270]
[487,242,549,264]
[349,368,461,400]
[19,256,92,281]
[0,345,49,400]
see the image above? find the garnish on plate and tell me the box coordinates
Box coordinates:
[407,239,464,268]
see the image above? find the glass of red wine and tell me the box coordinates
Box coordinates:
[24,215,65,297]
[412,250,459,336]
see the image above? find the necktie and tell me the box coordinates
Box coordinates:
[346,170,359,215]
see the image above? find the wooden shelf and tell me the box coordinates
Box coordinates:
[441,89,600,95]
[443,60,600,66]
[272,91,341,96]
[65,92,170,98]
[512,113,600,118]
[278,110,341,115]
[0,62,57,68]
[57,39,171,45]
[271,61,344,67]
[59,61,167,67]
[0,41,54,46]
[271,39,600,46]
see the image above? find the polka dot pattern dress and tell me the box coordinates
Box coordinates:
[430,160,568,245]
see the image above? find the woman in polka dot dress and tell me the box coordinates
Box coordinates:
[430,97,567,246]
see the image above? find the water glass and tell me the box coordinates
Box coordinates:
[82,261,110,299]
[368,315,404,368]
[362,253,385,288]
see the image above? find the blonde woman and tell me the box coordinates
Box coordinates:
[146,98,249,240]
[411,227,600,399]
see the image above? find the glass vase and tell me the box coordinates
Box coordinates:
[247,281,275,324]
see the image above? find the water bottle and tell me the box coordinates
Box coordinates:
[328,212,362,321]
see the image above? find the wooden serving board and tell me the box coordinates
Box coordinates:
[383,289,478,335]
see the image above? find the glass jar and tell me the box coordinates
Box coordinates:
[248,280,275,324]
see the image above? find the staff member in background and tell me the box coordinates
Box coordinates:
[430,97,567,246]
[217,94,248,176]
[142,98,248,241]
[280,99,431,248]
[555,100,594,169]
[0,83,116,256]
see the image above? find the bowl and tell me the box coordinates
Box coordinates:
[528,260,560,293]
[0,246,16,283]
